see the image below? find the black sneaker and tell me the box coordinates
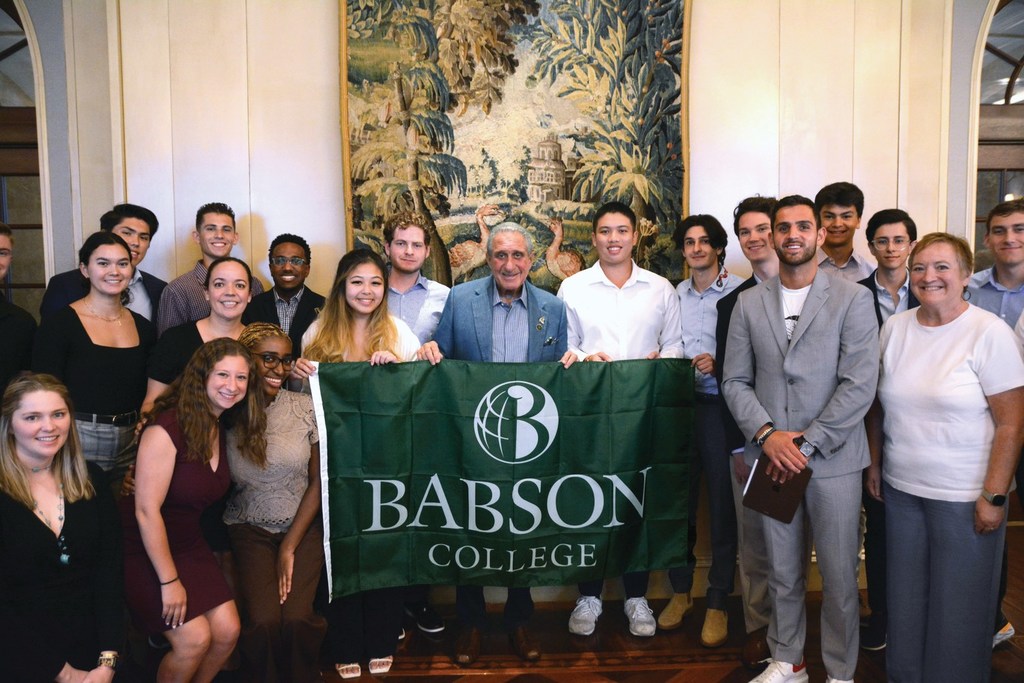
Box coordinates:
[860,613,887,651]
[405,601,445,634]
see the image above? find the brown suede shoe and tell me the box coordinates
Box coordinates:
[700,608,729,648]
[509,625,541,662]
[453,626,482,666]
[742,627,771,670]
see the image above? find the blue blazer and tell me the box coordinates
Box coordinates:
[433,277,568,362]
[40,268,167,321]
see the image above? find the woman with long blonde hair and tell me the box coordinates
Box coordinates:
[298,248,419,370]
[0,373,123,682]
[296,249,419,678]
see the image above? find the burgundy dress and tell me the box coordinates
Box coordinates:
[120,409,233,634]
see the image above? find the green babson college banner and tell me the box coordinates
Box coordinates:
[311,358,694,599]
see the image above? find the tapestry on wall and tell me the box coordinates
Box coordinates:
[341,0,689,290]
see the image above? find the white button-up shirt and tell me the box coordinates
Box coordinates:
[557,261,684,360]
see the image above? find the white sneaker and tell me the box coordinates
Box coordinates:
[623,597,656,637]
[749,659,809,683]
[994,620,1015,648]
[825,677,853,683]
[568,596,603,635]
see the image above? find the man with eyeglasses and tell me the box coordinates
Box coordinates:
[156,202,265,334]
[968,197,1024,649]
[244,234,325,356]
[383,211,450,345]
[856,208,918,654]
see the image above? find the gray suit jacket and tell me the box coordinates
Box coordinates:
[721,270,879,477]
[433,277,568,362]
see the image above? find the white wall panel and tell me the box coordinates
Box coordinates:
[689,0,780,278]
[119,0,176,282]
[244,0,343,296]
[166,0,252,275]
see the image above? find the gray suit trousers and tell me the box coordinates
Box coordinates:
[763,470,861,680]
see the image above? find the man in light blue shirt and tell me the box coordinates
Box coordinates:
[384,211,450,344]
[814,182,875,282]
[660,214,741,648]
[967,197,1024,648]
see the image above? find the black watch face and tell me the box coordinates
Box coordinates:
[992,494,1007,506]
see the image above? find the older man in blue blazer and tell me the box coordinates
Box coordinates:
[418,221,576,666]
[722,195,878,683]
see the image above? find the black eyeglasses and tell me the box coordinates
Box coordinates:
[270,256,307,267]
[258,353,296,369]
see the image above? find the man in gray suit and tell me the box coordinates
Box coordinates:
[722,195,878,683]
[418,221,575,666]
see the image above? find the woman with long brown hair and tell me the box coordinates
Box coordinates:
[121,338,265,683]
[0,373,123,682]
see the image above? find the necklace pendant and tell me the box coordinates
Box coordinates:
[59,552,70,565]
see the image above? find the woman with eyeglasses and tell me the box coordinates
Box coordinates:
[33,231,157,481]
[0,373,123,683]
[224,322,325,683]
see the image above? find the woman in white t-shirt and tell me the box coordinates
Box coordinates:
[866,233,1024,683]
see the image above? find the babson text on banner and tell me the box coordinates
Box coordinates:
[311,358,694,599]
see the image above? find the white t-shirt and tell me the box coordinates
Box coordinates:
[780,284,810,340]
[301,315,420,362]
[879,305,1024,502]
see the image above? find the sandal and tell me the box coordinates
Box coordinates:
[336,662,361,679]
[369,656,393,675]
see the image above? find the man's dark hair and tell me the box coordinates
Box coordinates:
[592,201,636,232]
[0,222,11,243]
[772,195,818,229]
[269,233,311,262]
[866,209,917,242]
[100,203,159,238]
[732,196,777,236]
[814,182,864,218]
[673,214,728,268]
[195,202,236,229]
[985,198,1024,234]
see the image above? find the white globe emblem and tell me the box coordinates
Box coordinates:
[473,381,559,464]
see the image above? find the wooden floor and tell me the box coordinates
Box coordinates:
[319,525,1024,682]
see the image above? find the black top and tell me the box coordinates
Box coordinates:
[32,306,156,415]
[0,298,36,390]
[242,286,326,356]
[40,268,168,322]
[716,276,758,451]
[148,322,204,385]
[0,462,123,681]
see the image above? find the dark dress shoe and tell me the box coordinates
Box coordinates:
[453,627,482,666]
[509,625,541,662]
[742,627,771,670]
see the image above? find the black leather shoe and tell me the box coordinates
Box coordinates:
[405,601,445,633]
[454,627,481,666]
[742,627,771,670]
[509,625,541,662]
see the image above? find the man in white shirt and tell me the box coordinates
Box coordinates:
[557,200,683,638]
[814,182,875,282]
[384,211,450,345]
[658,214,742,648]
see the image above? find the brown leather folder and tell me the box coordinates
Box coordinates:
[742,457,812,524]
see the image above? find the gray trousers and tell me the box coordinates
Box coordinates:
[763,470,861,680]
[730,452,772,633]
[884,483,1003,683]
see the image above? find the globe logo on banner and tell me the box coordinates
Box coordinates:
[473,381,559,464]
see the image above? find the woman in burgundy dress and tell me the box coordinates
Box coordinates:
[121,338,266,682]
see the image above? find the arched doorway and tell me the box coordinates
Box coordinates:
[975,0,1024,271]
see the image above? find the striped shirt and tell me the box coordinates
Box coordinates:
[490,286,529,362]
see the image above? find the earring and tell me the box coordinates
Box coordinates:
[962,287,972,301]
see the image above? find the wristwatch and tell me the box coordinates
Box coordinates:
[981,489,1007,506]
[793,436,816,458]
[97,651,119,669]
